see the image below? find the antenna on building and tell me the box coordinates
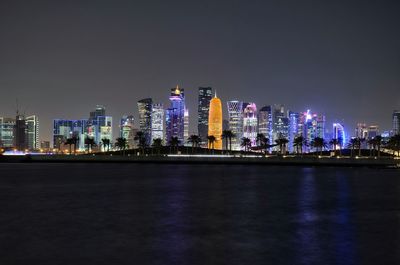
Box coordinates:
[16,98,19,116]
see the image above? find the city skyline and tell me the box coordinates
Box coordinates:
[0,1,399,142]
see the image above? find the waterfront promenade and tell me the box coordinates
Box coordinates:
[1,154,398,168]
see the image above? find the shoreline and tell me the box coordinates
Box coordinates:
[0,154,399,168]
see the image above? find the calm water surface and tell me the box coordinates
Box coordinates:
[0,163,399,265]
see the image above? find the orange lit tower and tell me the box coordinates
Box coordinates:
[208,92,223,150]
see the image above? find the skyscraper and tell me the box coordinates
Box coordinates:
[198,87,212,142]
[120,115,135,148]
[14,114,27,151]
[0,117,15,148]
[288,111,299,153]
[393,110,400,135]
[184,108,189,144]
[208,93,223,150]
[26,115,39,150]
[151,104,164,143]
[299,110,325,152]
[166,86,185,144]
[243,103,258,147]
[258,105,273,145]
[87,105,112,148]
[138,98,153,146]
[355,123,368,139]
[333,123,346,148]
[272,104,288,142]
[227,100,243,150]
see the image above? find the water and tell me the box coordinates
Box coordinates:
[0,163,399,265]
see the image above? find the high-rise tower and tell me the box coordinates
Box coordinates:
[138,98,153,146]
[208,93,223,150]
[393,110,400,135]
[166,86,185,144]
[198,87,212,143]
[151,103,164,143]
[243,103,257,146]
[227,100,243,150]
[26,115,39,150]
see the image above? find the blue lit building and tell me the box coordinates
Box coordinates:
[53,119,88,150]
[166,86,185,144]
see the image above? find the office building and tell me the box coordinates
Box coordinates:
[198,87,212,142]
[151,104,164,143]
[0,117,15,148]
[393,110,400,135]
[14,114,27,151]
[166,86,185,144]
[138,98,153,146]
[227,101,243,150]
[26,115,39,150]
[208,93,223,150]
[120,115,135,148]
[243,103,258,147]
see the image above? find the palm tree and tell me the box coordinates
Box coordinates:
[241,137,252,152]
[134,131,147,155]
[311,137,327,156]
[187,134,201,154]
[348,138,359,157]
[64,138,74,155]
[222,130,235,153]
[71,136,79,154]
[101,138,111,152]
[84,136,96,153]
[387,134,400,157]
[329,138,339,156]
[293,135,305,155]
[152,138,163,155]
[168,136,180,154]
[375,135,383,158]
[115,137,127,150]
[367,138,376,157]
[256,133,265,153]
[275,136,289,155]
[207,135,216,153]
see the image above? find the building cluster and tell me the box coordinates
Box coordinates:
[0,113,39,151]
[1,88,400,153]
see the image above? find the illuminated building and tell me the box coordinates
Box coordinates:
[87,106,112,149]
[151,104,164,143]
[26,115,39,150]
[288,111,299,153]
[198,87,212,143]
[333,123,346,148]
[120,115,135,148]
[14,114,27,151]
[227,100,243,150]
[299,110,325,152]
[258,106,273,145]
[272,104,288,142]
[355,123,368,139]
[0,117,15,148]
[53,119,88,150]
[243,103,257,146]
[166,85,185,144]
[208,93,223,150]
[137,98,153,146]
[392,110,400,135]
[368,125,379,139]
[184,108,189,145]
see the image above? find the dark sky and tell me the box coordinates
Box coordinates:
[0,0,399,141]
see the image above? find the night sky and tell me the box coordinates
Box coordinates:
[0,0,399,142]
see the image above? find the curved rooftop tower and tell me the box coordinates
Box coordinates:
[208,92,223,150]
